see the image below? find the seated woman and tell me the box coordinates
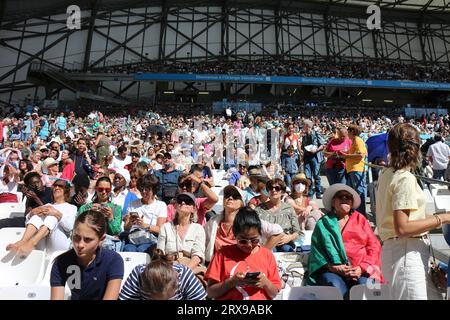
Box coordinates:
[0,163,20,203]
[157,192,206,275]
[6,179,77,256]
[205,207,281,300]
[50,210,124,300]
[41,158,62,187]
[205,185,283,263]
[122,173,167,253]
[255,178,302,252]
[285,173,323,231]
[306,183,383,299]
[119,249,207,300]
[78,177,123,237]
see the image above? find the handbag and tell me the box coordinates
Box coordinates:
[128,229,157,245]
[428,235,447,294]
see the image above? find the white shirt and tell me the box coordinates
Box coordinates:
[27,202,77,255]
[110,155,132,170]
[427,141,450,170]
[0,177,18,194]
[112,189,129,208]
[127,199,168,231]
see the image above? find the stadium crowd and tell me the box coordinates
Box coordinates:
[0,104,449,300]
[92,58,450,83]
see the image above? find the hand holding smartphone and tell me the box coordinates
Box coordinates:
[244,271,260,280]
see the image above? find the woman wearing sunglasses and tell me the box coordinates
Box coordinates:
[205,185,283,263]
[306,183,382,300]
[166,173,218,226]
[254,178,301,252]
[205,207,281,300]
[157,192,206,275]
[122,173,167,253]
[6,179,77,256]
[78,176,123,237]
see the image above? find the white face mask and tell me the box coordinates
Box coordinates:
[295,183,306,193]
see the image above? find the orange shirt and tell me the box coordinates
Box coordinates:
[204,245,281,300]
[214,222,236,253]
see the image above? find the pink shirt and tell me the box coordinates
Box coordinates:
[325,138,352,169]
[166,197,208,226]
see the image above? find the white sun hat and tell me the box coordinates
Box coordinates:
[322,183,361,212]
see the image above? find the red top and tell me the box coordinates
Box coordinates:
[204,245,281,300]
[325,138,352,169]
[341,211,384,283]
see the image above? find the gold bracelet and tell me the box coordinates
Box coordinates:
[434,214,442,228]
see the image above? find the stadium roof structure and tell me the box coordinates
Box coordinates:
[1,0,449,23]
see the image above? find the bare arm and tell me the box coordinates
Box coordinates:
[393,210,450,238]
[50,287,65,300]
[102,279,122,300]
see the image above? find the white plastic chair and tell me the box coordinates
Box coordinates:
[0,203,26,219]
[0,285,50,300]
[118,252,150,287]
[0,250,46,286]
[0,227,25,253]
[42,250,66,285]
[41,250,71,300]
[349,283,392,300]
[287,286,343,300]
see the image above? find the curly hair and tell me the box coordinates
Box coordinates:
[387,123,421,171]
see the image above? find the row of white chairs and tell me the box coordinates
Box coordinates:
[0,226,151,299]
[276,283,392,300]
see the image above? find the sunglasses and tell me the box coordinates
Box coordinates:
[224,193,241,200]
[334,193,353,201]
[52,184,66,189]
[268,186,282,192]
[96,187,111,193]
[176,198,195,206]
[237,238,260,245]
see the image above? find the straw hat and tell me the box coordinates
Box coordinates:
[291,173,311,187]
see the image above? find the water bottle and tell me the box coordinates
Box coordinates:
[293,234,305,249]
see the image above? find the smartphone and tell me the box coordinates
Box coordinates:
[244,272,260,280]
[129,212,139,219]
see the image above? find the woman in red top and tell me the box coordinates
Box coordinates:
[205,207,281,300]
[316,183,383,299]
[324,126,352,185]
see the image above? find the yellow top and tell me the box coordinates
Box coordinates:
[345,136,367,173]
[375,167,427,242]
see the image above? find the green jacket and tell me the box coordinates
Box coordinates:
[306,213,349,285]
[78,202,123,236]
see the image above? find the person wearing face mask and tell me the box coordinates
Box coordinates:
[286,173,323,231]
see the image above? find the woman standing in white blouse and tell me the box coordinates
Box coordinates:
[157,192,206,274]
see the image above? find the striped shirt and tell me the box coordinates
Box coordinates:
[119,263,207,300]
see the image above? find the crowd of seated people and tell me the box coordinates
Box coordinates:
[90,58,450,82]
[0,103,449,300]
